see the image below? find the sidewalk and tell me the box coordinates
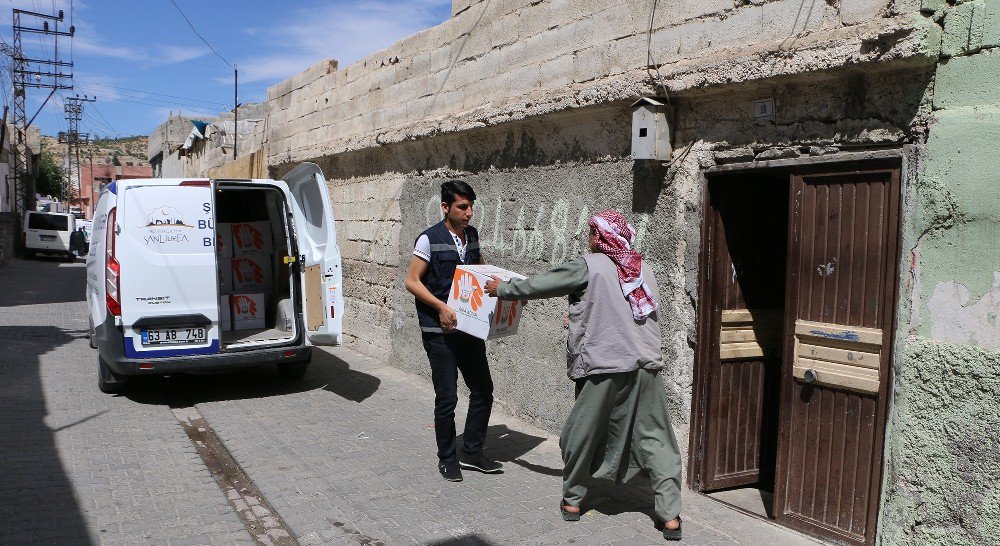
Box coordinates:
[184,346,823,545]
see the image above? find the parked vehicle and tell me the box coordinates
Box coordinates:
[23,210,77,260]
[85,163,344,393]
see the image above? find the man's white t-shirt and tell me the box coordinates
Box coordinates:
[413,230,468,262]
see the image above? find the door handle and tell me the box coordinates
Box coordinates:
[803,368,819,384]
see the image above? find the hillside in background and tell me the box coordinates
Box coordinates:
[39,135,148,168]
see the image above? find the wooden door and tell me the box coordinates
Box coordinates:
[774,167,900,545]
[696,178,786,490]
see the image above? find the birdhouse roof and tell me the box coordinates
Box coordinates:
[631,97,667,107]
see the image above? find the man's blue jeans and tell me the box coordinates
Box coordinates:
[421,332,493,462]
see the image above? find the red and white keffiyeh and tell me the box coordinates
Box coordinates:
[588,210,659,320]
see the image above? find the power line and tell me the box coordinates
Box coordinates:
[167,0,231,68]
[87,103,124,138]
[78,86,229,111]
[87,94,220,115]
[75,79,229,107]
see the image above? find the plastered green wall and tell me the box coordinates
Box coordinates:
[881,340,1000,544]
[881,2,1000,543]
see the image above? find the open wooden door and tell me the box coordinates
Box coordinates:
[696,177,787,491]
[774,167,901,545]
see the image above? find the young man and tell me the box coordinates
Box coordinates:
[485,209,683,541]
[404,180,502,482]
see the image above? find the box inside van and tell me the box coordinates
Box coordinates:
[215,183,298,349]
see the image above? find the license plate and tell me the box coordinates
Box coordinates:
[40,235,56,241]
[141,327,207,346]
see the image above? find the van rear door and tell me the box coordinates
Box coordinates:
[116,180,221,358]
[281,163,343,345]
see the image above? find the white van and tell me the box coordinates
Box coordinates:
[23,210,76,260]
[85,163,344,393]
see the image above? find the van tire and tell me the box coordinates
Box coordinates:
[23,250,33,259]
[98,356,128,394]
[277,357,310,380]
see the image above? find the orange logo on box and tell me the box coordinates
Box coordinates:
[453,270,484,312]
[233,258,264,284]
[233,223,264,250]
[232,295,258,315]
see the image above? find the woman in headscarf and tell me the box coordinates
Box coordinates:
[484,209,682,541]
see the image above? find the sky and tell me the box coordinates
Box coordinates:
[0,0,452,140]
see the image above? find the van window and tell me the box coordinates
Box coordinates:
[28,213,69,231]
[295,181,325,242]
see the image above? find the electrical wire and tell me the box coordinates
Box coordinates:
[75,79,228,107]
[645,0,671,101]
[167,0,232,68]
[92,95,219,115]
[87,103,124,139]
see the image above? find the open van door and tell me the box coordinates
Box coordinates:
[282,163,343,345]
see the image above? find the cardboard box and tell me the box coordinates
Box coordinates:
[446,265,527,340]
[231,293,265,330]
[231,221,272,256]
[219,295,232,331]
[216,223,234,257]
[231,254,273,292]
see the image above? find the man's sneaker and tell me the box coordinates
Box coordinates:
[438,460,463,482]
[460,453,503,474]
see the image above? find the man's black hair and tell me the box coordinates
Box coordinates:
[441,180,476,206]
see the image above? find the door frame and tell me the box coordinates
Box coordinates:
[688,157,905,545]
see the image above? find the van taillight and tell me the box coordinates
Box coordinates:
[105,207,121,317]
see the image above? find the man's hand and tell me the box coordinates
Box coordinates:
[484,275,502,297]
[439,306,458,331]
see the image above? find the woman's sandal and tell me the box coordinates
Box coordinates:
[661,516,682,541]
[560,500,581,521]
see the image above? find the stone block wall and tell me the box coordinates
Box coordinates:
[265,0,929,167]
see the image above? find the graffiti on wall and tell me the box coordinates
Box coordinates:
[423,195,651,263]
[329,181,653,274]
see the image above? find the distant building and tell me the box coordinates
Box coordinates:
[77,163,151,219]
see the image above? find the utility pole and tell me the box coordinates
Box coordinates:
[233,64,238,160]
[6,8,74,221]
[59,94,94,208]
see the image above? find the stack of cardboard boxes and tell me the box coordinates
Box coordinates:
[217,221,272,331]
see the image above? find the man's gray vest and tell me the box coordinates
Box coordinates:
[566,253,663,380]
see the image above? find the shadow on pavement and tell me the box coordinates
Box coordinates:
[123,348,381,406]
[0,259,88,307]
[0,325,93,544]
[425,535,498,546]
[458,424,549,473]
[584,473,660,527]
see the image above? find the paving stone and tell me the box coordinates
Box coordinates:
[0,257,824,545]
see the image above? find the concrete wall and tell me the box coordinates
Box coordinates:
[264,1,934,166]
[879,1,1000,543]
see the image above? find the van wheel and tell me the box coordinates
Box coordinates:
[23,250,33,259]
[98,356,128,394]
[277,357,310,380]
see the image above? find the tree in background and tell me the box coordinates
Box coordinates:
[36,145,68,199]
